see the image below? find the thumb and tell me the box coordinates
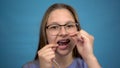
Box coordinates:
[50,36,58,51]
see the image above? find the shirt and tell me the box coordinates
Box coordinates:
[23,58,88,68]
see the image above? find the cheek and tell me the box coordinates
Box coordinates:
[71,44,76,49]
[68,41,75,49]
[70,41,76,51]
[69,39,76,48]
[46,33,56,44]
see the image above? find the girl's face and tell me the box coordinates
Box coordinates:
[46,9,77,56]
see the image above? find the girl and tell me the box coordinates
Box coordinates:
[23,3,101,68]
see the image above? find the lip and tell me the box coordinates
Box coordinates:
[57,38,70,45]
[57,38,70,50]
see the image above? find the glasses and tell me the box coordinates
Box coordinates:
[46,22,78,36]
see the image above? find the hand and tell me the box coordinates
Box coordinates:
[70,29,94,60]
[70,30,101,68]
[38,44,58,68]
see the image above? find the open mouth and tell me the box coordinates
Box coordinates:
[57,39,70,46]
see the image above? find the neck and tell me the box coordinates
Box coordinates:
[53,52,74,68]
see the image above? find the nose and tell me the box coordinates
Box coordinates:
[58,26,68,36]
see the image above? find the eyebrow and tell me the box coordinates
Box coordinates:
[47,21,75,26]
[46,22,59,26]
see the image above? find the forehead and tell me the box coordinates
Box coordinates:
[47,9,75,25]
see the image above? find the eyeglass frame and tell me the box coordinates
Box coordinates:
[46,22,79,36]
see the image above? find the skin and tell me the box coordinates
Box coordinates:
[38,9,101,68]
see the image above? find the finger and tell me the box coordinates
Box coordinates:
[41,52,55,63]
[43,50,55,59]
[40,48,54,55]
[38,45,55,53]
[45,44,58,49]
[68,32,81,45]
[47,36,58,51]
[69,32,79,37]
[47,54,56,63]
[81,33,94,47]
[69,29,89,39]
[38,48,55,59]
[80,29,94,40]
[43,50,55,57]
[80,33,89,43]
[80,30,89,36]
[71,31,83,43]
[40,45,58,56]
[67,37,76,46]
[80,29,93,38]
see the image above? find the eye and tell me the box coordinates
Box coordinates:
[48,25,59,30]
[66,24,75,28]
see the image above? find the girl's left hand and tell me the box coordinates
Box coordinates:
[70,29,94,60]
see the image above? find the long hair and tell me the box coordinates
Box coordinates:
[35,3,82,60]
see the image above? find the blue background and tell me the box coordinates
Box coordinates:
[0,0,120,68]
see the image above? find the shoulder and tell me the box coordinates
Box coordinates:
[74,58,85,63]
[73,58,88,68]
[22,60,39,68]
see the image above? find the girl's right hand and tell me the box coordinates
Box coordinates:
[38,44,58,68]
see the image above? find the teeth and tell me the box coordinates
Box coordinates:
[57,39,70,45]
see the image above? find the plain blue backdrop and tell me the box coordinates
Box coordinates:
[0,0,120,68]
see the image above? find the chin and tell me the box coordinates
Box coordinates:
[56,49,72,57]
